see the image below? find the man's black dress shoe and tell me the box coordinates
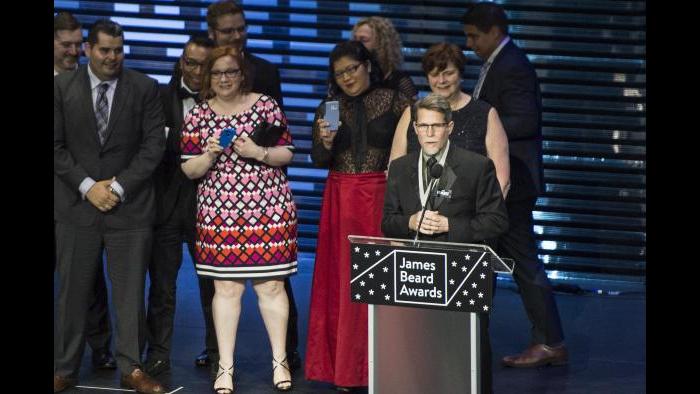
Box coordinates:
[195,349,210,367]
[92,350,117,370]
[287,350,302,372]
[145,359,171,376]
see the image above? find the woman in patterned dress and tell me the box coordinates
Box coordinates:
[180,46,296,393]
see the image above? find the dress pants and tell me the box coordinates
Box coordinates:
[145,204,197,361]
[55,221,112,354]
[54,221,151,377]
[497,197,564,346]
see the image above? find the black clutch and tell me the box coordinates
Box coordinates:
[250,121,286,147]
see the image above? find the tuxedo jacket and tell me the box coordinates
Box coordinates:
[478,40,544,200]
[153,72,198,227]
[382,146,508,244]
[54,65,165,229]
[246,51,284,109]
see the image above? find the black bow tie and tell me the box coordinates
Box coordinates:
[177,85,200,102]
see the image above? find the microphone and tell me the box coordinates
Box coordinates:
[413,158,444,244]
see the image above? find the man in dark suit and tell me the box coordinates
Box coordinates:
[54,19,166,393]
[194,0,299,372]
[54,11,116,371]
[142,35,215,377]
[382,93,509,394]
[463,2,567,368]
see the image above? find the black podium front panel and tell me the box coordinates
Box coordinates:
[350,243,493,314]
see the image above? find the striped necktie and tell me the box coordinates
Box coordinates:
[95,82,109,145]
[473,61,491,99]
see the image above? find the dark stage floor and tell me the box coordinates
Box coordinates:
[54,248,645,393]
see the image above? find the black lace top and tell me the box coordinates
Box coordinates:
[312,87,411,173]
[382,69,418,100]
[407,97,491,156]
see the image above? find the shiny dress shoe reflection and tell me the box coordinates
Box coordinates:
[120,368,166,393]
[92,349,117,369]
[502,343,568,368]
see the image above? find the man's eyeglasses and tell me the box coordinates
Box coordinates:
[414,122,449,133]
[215,25,247,35]
[210,69,242,80]
[182,57,205,71]
[333,63,363,79]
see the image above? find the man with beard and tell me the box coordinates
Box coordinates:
[142,35,215,377]
[191,0,300,373]
[53,11,116,372]
[54,19,166,393]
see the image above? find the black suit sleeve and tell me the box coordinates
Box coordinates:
[381,161,413,238]
[268,63,283,109]
[54,78,90,191]
[494,61,540,142]
[117,78,166,196]
[447,159,508,243]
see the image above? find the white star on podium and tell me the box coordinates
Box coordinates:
[354,246,360,253]
[483,305,489,312]
[452,261,457,267]
[353,264,358,270]
[462,266,467,272]
[369,273,374,279]
[384,295,390,300]
[480,273,486,279]
[380,284,386,290]
[364,252,369,258]
[478,292,483,298]
[462,290,468,296]
[360,281,365,287]
[449,279,455,285]
[383,267,388,272]
[482,261,488,267]
[472,282,477,288]
[456,301,462,307]
[469,299,475,305]
[375,250,381,256]
[465,255,471,260]
[355,294,361,300]
[368,289,374,295]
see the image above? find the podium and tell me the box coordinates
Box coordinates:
[348,235,514,394]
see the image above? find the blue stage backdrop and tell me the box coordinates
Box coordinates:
[54,0,646,292]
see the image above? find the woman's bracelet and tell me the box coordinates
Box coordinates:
[260,147,269,163]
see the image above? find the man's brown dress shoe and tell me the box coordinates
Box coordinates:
[54,375,75,393]
[120,368,166,393]
[502,343,568,368]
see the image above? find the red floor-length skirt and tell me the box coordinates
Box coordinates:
[305,171,387,387]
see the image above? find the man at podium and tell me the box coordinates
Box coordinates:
[382,93,508,393]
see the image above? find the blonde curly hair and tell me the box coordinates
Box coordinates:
[352,16,404,77]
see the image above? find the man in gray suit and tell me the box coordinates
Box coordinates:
[54,19,166,393]
[53,11,116,372]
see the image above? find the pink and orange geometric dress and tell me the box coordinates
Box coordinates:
[180,95,297,279]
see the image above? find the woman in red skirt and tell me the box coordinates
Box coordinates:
[305,41,412,391]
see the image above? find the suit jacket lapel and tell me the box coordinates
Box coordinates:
[102,73,130,148]
[78,67,102,147]
[407,154,422,212]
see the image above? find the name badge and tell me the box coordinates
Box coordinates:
[435,189,452,199]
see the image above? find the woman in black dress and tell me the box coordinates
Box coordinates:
[390,42,510,197]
